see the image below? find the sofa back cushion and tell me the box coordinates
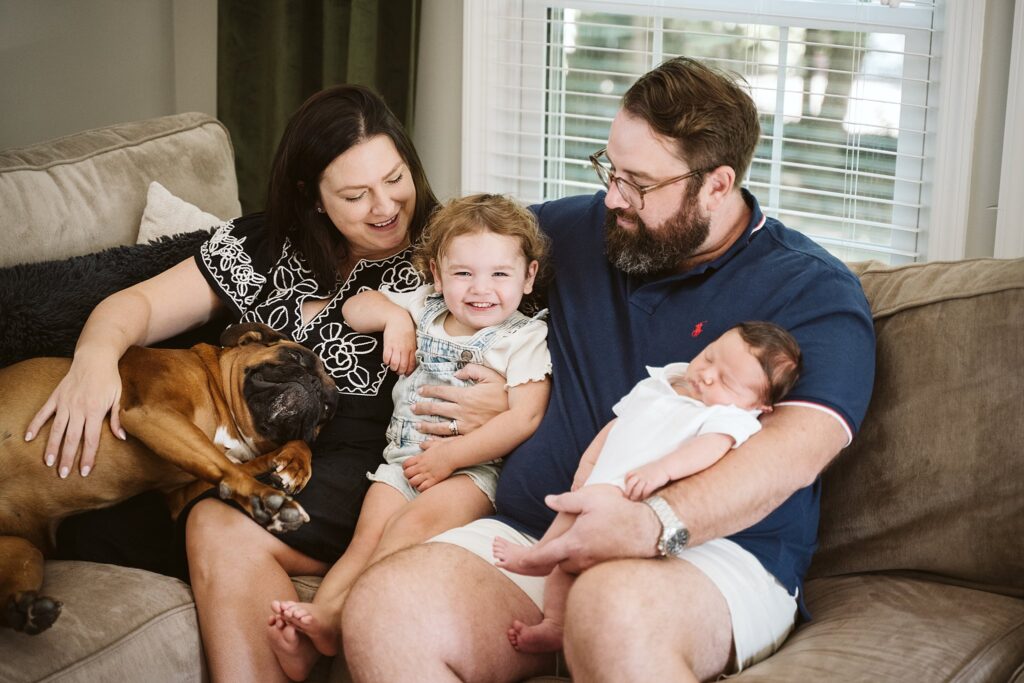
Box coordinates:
[0,113,241,267]
[809,258,1024,598]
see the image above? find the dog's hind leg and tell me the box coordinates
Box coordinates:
[0,536,62,635]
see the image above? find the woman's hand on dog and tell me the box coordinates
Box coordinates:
[25,351,126,478]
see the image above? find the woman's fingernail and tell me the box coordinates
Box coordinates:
[45,454,55,467]
[59,466,70,479]
[81,465,91,477]
[119,430,127,440]
[25,431,33,441]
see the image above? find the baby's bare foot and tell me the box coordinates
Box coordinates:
[492,536,522,568]
[267,617,321,681]
[280,601,341,657]
[492,537,555,576]
[507,617,563,654]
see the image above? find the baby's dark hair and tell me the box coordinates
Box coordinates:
[412,193,549,313]
[733,322,802,405]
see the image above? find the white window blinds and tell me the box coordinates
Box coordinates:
[462,0,940,264]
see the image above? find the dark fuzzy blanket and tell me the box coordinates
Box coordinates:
[0,230,228,368]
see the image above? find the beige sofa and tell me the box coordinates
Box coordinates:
[1,115,1022,682]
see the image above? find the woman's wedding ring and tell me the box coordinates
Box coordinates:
[448,419,459,436]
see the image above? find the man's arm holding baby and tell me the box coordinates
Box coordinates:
[545,405,848,571]
[404,378,550,491]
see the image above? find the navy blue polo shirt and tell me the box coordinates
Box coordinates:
[494,190,875,600]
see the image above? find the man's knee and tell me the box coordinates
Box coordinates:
[565,561,644,640]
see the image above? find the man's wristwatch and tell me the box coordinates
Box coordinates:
[643,494,690,557]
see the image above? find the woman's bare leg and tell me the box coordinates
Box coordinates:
[186,498,327,683]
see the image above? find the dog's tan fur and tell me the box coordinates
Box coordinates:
[0,324,336,634]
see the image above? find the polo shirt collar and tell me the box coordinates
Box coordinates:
[678,188,766,280]
[628,189,767,312]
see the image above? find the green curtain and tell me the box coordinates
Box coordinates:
[217,0,421,214]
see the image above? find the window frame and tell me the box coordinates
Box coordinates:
[462,0,983,263]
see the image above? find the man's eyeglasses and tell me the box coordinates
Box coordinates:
[589,147,709,211]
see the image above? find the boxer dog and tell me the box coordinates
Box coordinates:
[0,323,338,635]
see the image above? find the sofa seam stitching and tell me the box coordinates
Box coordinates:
[1,116,232,173]
[869,284,1024,320]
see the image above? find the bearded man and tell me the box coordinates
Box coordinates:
[343,57,876,682]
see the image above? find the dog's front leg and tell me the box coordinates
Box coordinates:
[121,407,309,533]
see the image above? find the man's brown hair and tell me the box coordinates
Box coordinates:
[622,57,761,182]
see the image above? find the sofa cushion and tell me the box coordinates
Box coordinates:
[736,575,1024,682]
[0,561,204,682]
[0,112,242,267]
[809,258,1024,597]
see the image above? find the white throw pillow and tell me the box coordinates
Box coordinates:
[137,181,225,244]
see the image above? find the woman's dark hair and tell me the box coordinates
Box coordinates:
[264,85,438,287]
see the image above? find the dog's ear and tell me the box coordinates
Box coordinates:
[220,323,288,348]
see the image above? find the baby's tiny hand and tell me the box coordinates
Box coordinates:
[624,463,670,501]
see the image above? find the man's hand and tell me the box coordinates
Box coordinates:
[624,462,672,500]
[403,440,457,491]
[542,485,661,574]
[412,364,509,437]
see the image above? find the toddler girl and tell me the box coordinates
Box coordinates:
[268,193,551,679]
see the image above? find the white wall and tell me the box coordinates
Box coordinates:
[0,0,215,150]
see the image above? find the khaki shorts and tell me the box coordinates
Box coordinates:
[429,517,797,673]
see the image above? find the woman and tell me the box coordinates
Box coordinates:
[26,85,502,681]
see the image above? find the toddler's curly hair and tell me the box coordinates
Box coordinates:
[412,193,550,313]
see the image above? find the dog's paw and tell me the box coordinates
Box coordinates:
[267,445,312,494]
[2,591,62,635]
[250,492,310,534]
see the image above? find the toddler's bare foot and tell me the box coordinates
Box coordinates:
[492,537,556,576]
[278,600,341,657]
[267,611,321,682]
[507,617,563,653]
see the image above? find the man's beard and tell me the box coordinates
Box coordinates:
[604,183,710,277]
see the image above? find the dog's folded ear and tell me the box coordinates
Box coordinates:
[220,323,288,348]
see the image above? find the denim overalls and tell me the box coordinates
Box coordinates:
[367,293,539,504]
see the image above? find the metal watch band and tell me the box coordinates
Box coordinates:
[643,494,688,557]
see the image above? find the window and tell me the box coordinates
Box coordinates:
[462,0,940,264]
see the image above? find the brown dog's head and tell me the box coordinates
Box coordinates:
[220,323,338,445]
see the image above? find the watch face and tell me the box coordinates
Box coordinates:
[663,528,689,556]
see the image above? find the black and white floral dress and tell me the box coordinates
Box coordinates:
[190,214,422,561]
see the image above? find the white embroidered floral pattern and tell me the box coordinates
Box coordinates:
[200,221,267,310]
[202,218,423,397]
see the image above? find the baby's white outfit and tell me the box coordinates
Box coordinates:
[367,284,550,504]
[584,363,763,489]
